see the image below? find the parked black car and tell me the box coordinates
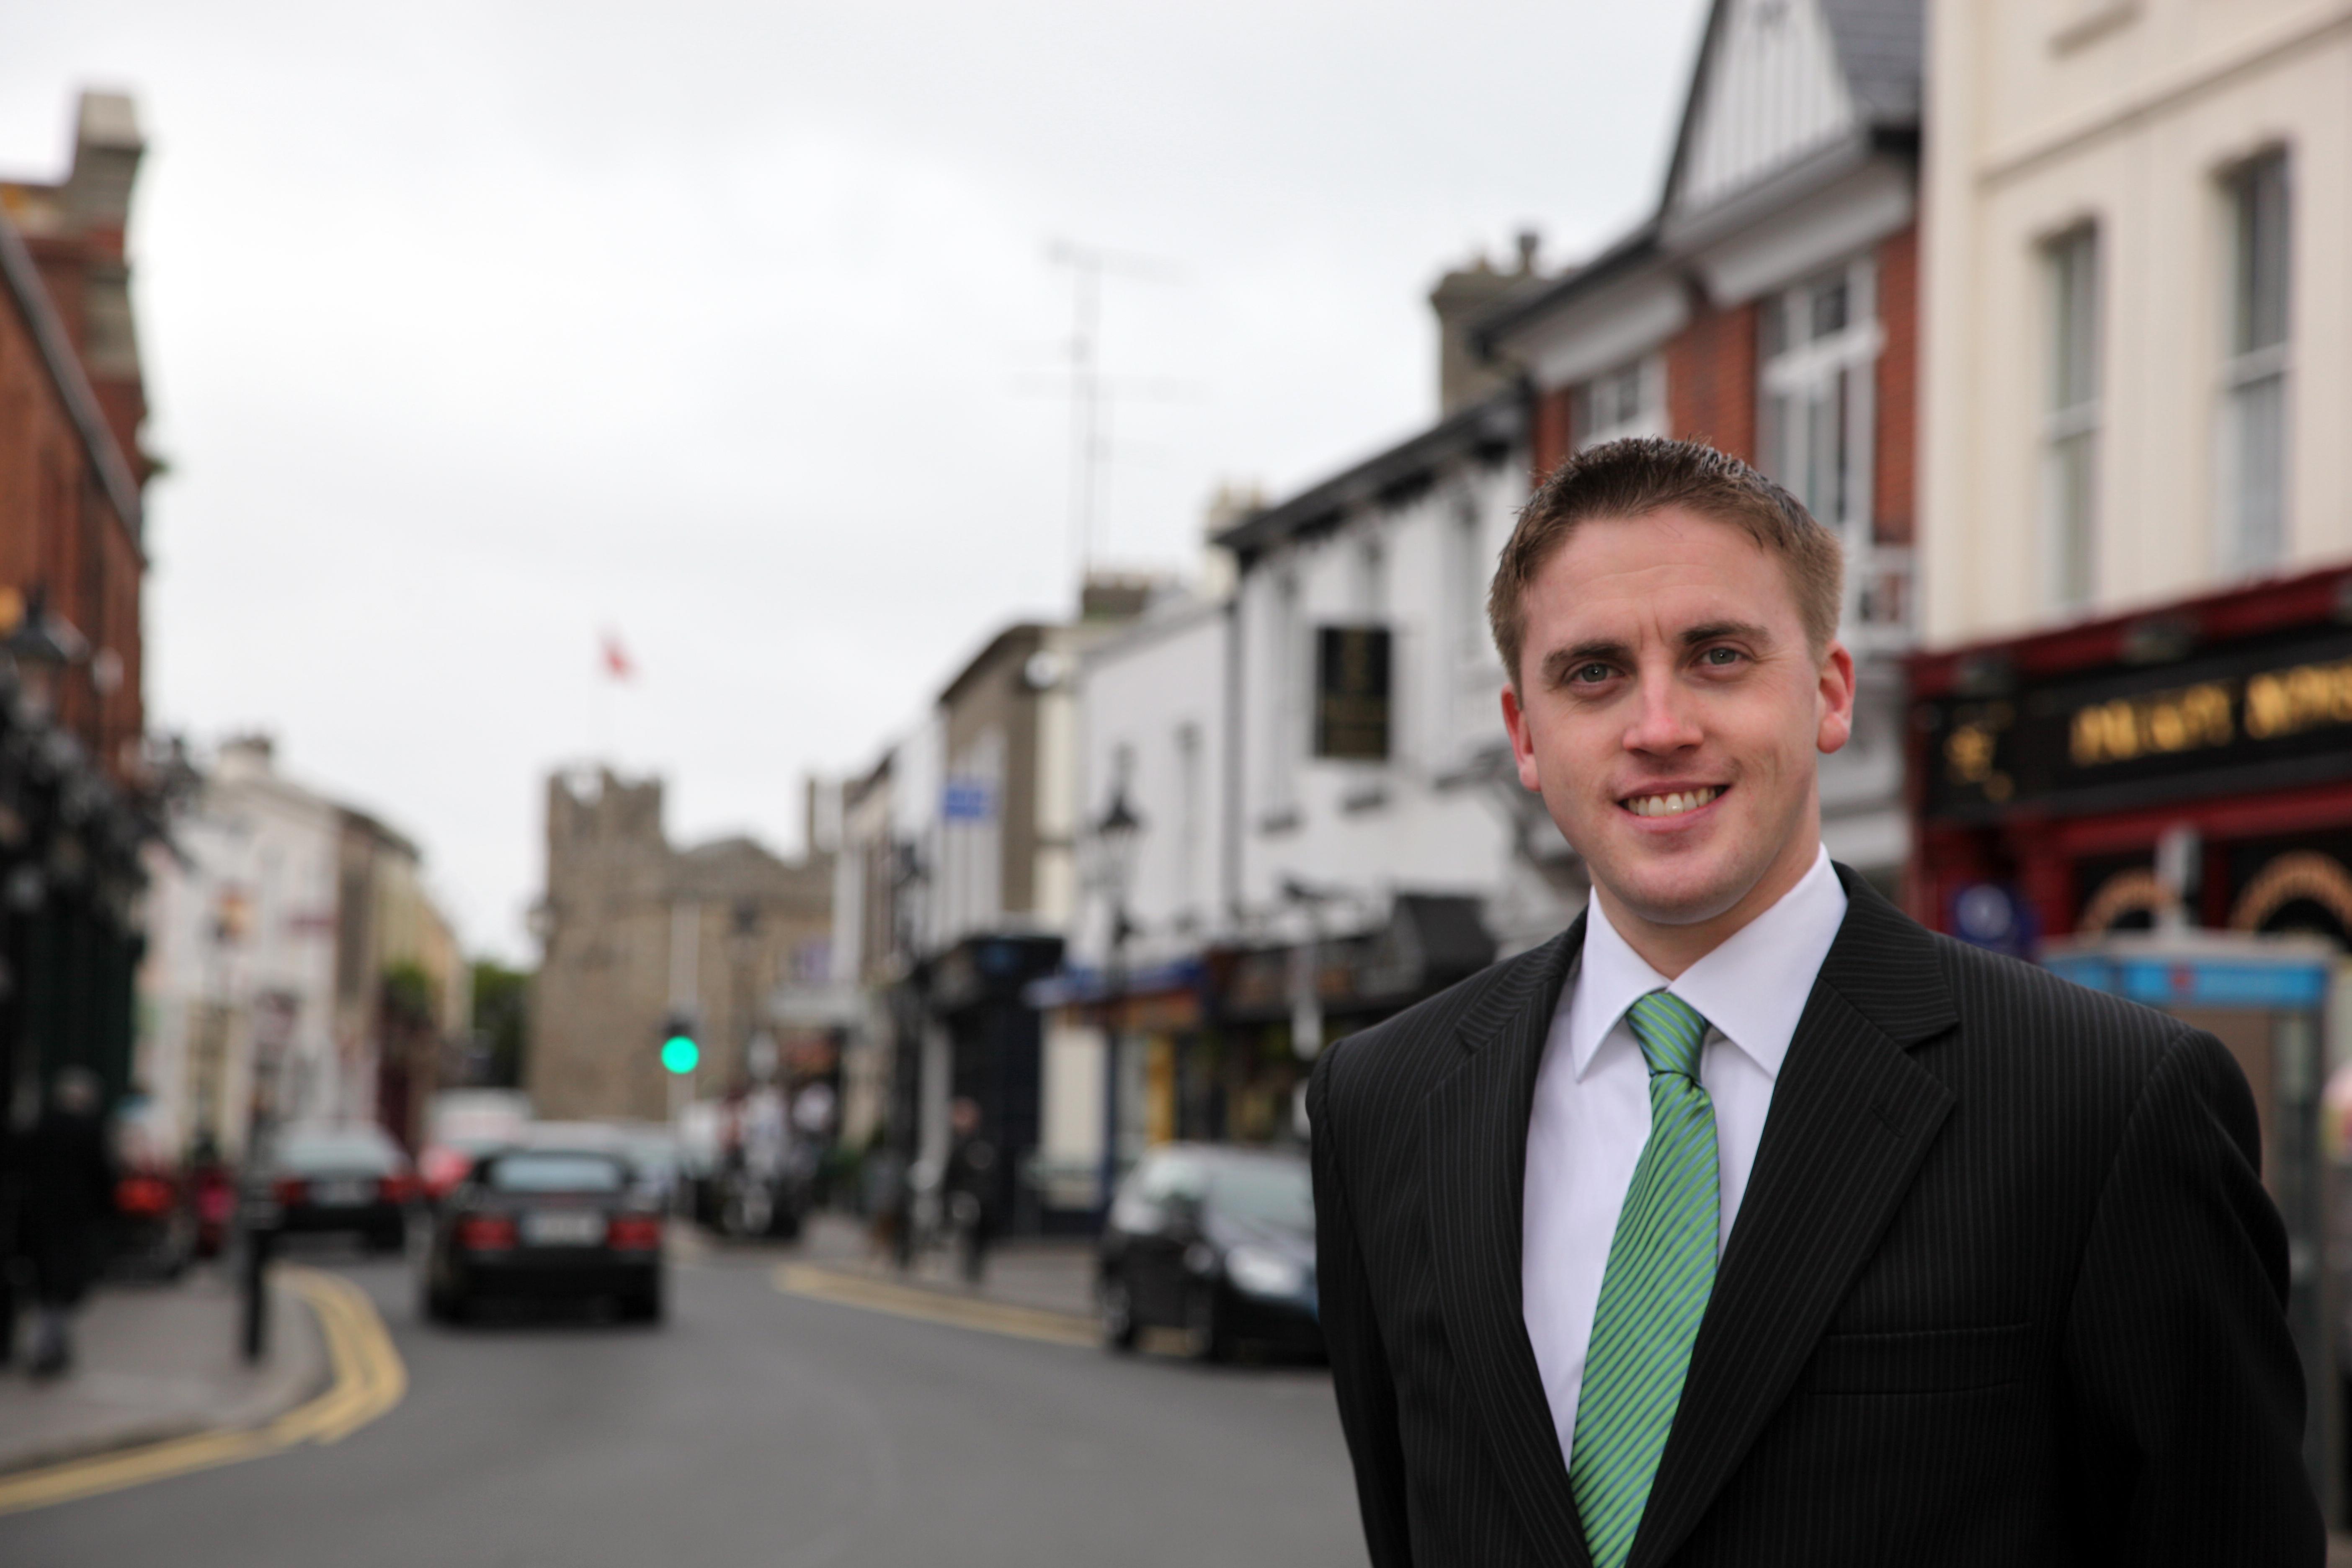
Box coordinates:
[1096,1144,1321,1362]
[260,1124,415,1251]
[422,1147,664,1323]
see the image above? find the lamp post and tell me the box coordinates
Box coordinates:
[1093,781,1142,1225]
[3,585,89,727]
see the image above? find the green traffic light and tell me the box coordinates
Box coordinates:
[660,1034,699,1075]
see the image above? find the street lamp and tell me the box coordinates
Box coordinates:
[1094,781,1143,1225]
[2,585,89,725]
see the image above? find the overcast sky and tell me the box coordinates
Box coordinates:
[3,0,1709,962]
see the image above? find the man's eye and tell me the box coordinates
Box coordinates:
[1701,647,1743,667]
[1571,662,1614,684]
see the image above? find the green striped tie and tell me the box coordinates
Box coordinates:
[1570,990,1719,1568]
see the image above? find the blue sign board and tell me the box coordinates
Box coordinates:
[941,777,994,822]
[2045,952,2331,1011]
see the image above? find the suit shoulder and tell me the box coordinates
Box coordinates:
[1317,933,1566,1114]
[1926,930,2207,1097]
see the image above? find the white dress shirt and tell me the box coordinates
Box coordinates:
[1521,846,1848,1467]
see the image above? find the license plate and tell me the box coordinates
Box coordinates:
[315,1179,372,1207]
[523,1210,604,1247]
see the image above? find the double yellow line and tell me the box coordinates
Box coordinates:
[774,1263,1099,1348]
[0,1265,407,1517]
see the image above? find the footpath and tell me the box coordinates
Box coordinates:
[787,1210,1097,1319]
[0,1262,325,1480]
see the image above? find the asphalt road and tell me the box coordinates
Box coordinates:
[0,1239,1365,1567]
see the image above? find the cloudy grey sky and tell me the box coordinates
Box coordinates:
[3,0,1708,960]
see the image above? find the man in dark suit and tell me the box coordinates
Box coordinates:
[1309,438,2321,1566]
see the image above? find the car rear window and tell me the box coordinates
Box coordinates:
[276,1131,400,1173]
[1208,1159,1313,1231]
[486,1153,627,1194]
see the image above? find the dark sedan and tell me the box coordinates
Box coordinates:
[1097,1144,1321,1362]
[422,1148,664,1324]
[261,1124,416,1251]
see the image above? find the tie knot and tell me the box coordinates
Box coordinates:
[1626,990,1708,1081]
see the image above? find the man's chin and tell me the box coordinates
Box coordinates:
[1592,856,1754,931]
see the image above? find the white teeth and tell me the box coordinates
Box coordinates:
[1625,787,1721,818]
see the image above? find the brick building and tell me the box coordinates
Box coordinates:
[0,91,152,782]
[0,91,158,1120]
[1478,0,1925,892]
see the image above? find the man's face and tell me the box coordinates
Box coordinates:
[1500,507,1854,931]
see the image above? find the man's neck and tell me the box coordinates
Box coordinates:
[1593,834,1823,981]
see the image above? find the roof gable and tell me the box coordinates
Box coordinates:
[1671,0,1857,217]
[1663,0,1919,222]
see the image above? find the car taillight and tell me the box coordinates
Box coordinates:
[606,1215,663,1252]
[116,1175,174,1216]
[454,1214,517,1251]
[274,1176,309,1205]
[379,1172,419,1204]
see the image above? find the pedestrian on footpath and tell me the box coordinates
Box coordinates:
[1310,438,2321,1566]
[19,1067,113,1378]
[941,1097,998,1285]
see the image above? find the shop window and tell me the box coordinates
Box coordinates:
[2043,224,2102,612]
[2218,149,2291,578]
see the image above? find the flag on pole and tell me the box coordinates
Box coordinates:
[601,632,634,681]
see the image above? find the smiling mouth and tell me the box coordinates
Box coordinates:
[1620,786,1725,819]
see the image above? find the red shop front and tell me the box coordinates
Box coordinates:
[1910,564,2352,949]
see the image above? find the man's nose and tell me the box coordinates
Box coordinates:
[1623,667,1702,754]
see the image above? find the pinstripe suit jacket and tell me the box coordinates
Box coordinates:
[1309,867,2321,1567]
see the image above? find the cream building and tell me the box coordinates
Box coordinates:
[1921,0,2352,642]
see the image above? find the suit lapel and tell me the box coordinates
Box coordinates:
[1426,918,1594,1568]
[1627,872,1960,1568]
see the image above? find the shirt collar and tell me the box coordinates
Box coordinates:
[1568,846,1848,1083]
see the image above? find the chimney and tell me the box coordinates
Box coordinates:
[1428,228,1542,416]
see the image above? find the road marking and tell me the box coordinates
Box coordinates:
[774,1264,1100,1348]
[0,1265,408,1517]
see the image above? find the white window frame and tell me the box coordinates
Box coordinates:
[1262,572,1302,823]
[1573,354,1666,451]
[2216,147,2291,580]
[2042,224,2102,612]
[1756,255,1897,643]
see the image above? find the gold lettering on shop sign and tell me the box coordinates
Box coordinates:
[2244,656,2352,740]
[1942,707,2014,801]
[2068,681,2233,768]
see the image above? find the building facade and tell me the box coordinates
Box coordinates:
[529,769,831,1124]
[0,92,157,1127]
[1478,0,1926,895]
[1921,0,2352,643]
[1911,0,2352,954]
[136,737,464,1158]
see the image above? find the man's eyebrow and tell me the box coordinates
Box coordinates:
[1540,640,1630,679]
[1679,619,1773,648]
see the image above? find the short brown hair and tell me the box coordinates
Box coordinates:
[1488,436,1843,681]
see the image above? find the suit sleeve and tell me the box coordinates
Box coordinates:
[1310,1046,1415,1568]
[2061,1026,2324,1564]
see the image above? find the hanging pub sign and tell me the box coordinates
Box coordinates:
[1315,624,1392,761]
[1920,623,2352,823]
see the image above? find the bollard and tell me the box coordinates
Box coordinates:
[237,1187,281,1363]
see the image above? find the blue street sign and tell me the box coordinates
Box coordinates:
[942,777,994,821]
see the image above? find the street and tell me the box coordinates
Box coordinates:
[0,1241,1364,1567]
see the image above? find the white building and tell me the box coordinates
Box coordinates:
[1216,394,1565,958]
[136,738,342,1161]
[1921,0,2352,642]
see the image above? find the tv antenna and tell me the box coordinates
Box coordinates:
[1045,240,1184,581]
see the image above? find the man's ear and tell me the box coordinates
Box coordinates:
[1501,682,1542,790]
[1815,640,1857,756]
